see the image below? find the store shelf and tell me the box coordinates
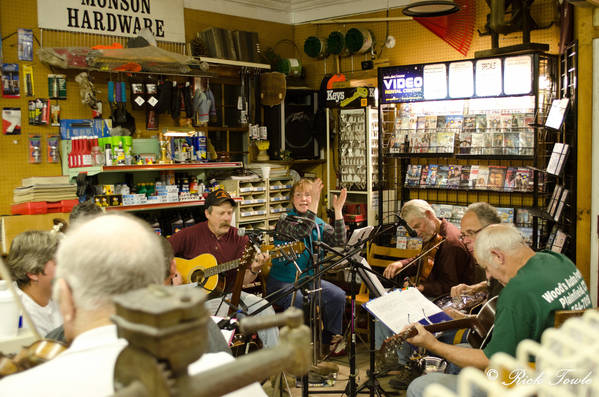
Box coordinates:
[102,162,243,172]
[106,200,206,212]
[105,196,243,212]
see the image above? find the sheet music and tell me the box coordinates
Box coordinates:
[337,226,375,267]
[363,288,448,334]
[357,258,387,298]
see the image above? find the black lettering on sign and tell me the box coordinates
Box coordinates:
[155,19,164,37]
[81,10,92,29]
[107,13,117,31]
[93,11,105,30]
[67,8,79,27]
[117,14,132,33]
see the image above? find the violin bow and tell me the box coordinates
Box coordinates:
[0,257,43,340]
[395,237,446,280]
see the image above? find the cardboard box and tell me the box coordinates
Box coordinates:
[1,213,70,255]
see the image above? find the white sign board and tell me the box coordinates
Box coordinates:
[448,61,474,98]
[475,58,502,97]
[423,63,447,100]
[37,0,185,43]
[504,55,533,95]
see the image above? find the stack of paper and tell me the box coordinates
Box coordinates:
[13,176,77,204]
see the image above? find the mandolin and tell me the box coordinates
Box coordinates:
[377,296,498,368]
[175,241,305,292]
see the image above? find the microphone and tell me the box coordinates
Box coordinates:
[237,227,276,237]
[396,214,417,237]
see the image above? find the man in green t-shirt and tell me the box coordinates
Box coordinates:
[405,223,592,397]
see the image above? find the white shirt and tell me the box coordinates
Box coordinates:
[0,325,267,397]
[16,288,62,337]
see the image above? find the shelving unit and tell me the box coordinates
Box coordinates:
[222,176,293,230]
[325,102,384,227]
[376,53,558,248]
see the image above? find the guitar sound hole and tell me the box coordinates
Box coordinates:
[191,270,206,284]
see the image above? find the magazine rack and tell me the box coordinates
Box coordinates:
[374,52,575,253]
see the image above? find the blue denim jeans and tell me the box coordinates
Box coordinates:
[266,275,345,344]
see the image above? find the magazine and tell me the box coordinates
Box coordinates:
[475,114,487,132]
[504,167,517,191]
[459,131,472,154]
[468,165,480,189]
[447,165,462,189]
[488,166,507,191]
[503,133,520,155]
[419,165,430,186]
[436,165,450,188]
[496,207,515,224]
[475,166,490,190]
[459,165,471,189]
[405,164,423,187]
[436,132,455,154]
[425,164,439,186]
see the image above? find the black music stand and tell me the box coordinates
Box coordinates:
[355,261,391,397]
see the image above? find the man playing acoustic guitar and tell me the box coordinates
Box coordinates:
[405,224,592,397]
[169,189,279,348]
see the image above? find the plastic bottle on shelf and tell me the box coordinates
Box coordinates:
[104,143,113,166]
[81,137,92,167]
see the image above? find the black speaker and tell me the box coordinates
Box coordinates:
[284,89,320,160]
[285,111,319,159]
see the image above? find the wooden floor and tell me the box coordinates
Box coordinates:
[262,338,407,397]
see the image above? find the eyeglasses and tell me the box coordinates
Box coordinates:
[460,225,487,240]
[293,192,311,199]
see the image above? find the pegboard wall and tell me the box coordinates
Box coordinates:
[0,2,294,216]
[294,0,560,89]
[0,0,559,216]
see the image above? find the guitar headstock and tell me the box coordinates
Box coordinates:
[239,244,257,269]
[267,241,306,260]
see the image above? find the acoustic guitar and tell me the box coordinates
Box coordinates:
[175,241,305,292]
[377,296,498,368]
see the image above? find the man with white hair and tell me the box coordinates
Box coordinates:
[383,199,478,296]
[404,223,592,397]
[0,213,266,397]
[378,199,478,388]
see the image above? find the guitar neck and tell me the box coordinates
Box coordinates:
[205,259,240,277]
[204,242,303,278]
[423,317,475,334]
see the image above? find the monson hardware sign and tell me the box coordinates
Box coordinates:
[37,0,185,43]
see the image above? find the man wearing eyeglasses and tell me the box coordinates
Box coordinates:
[451,202,503,300]
[383,199,479,297]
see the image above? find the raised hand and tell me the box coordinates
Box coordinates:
[332,187,347,219]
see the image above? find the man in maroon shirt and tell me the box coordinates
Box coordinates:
[383,199,478,296]
[169,189,278,348]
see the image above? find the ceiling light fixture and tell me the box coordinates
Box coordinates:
[402,0,460,17]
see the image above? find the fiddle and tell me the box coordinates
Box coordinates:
[395,234,445,287]
[0,339,67,378]
[414,233,445,284]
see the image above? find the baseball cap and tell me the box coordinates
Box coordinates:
[204,189,236,209]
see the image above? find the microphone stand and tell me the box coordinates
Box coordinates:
[247,223,403,397]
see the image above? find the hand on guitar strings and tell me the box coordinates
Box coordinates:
[402,322,438,351]
[249,251,270,276]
